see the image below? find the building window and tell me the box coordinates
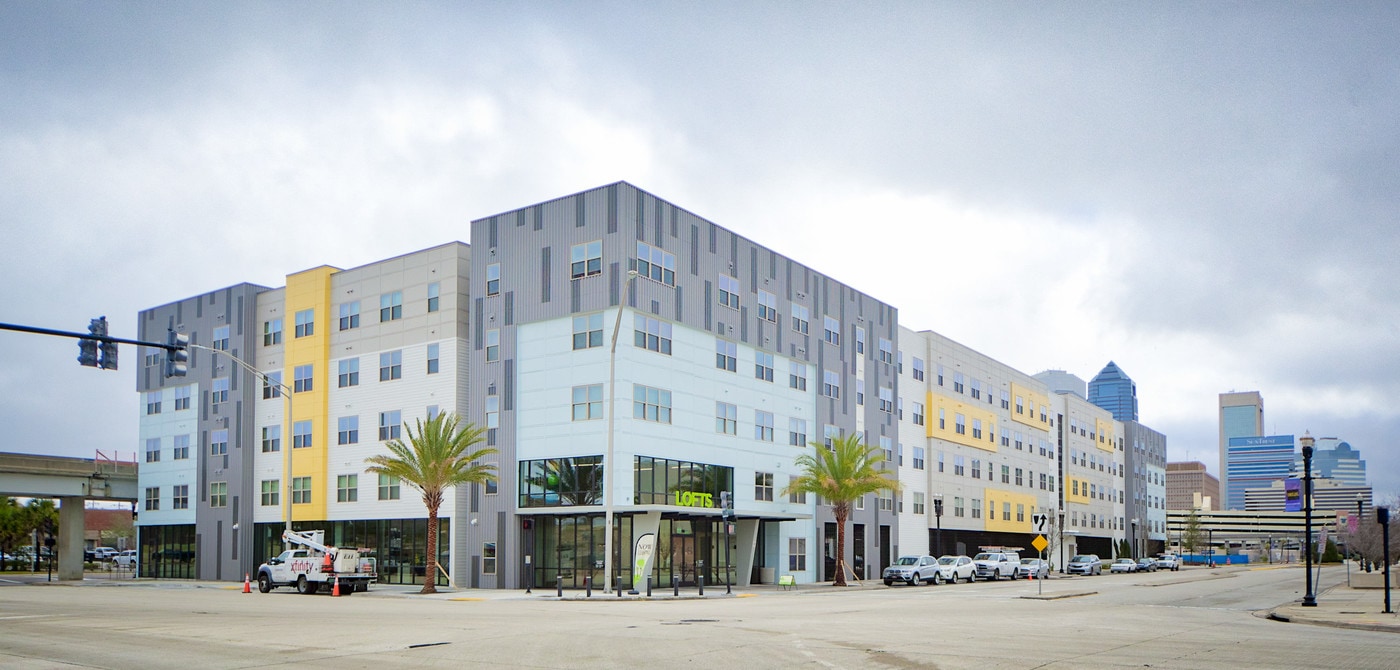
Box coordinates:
[212,377,229,405]
[823,316,840,345]
[954,496,965,517]
[570,240,602,279]
[144,487,159,511]
[789,418,808,447]
[211,429,228,456]
[573,314,603,349]
[791,304,810,334]
[755,351,774,382]
[856,379,864,405]
[718,274,740,309]
[378,474,400,500]
[263,371,282,398]
[262,426,281,452]
[339,301,360,330]
[1003,502,1012,521]
[483,262,501,296]
[716,402,737,435]
[878,338,894,365]
[954,455,965,476]
[755,472,774,501]
[145,391,162,415]
[971,459,981,479]
[485,397,499,429]
[572,384,603,420]
[912,402,925,426]
[173,434,190,460]
[145,438,160,463]
[1002,465,1011,484]
[954,413,966,435]
[261,480,279,507]
[379,410,402,441]
[263,319,282,346]
[209,325,229,351]
[823,424,841,448]
[755,410,774,442]
[788,483,808,504]
[758,290,777,322]
[483,542,498,575]
[789,537,807,571]
[485,329,500,362]
[855,327,866,354]
[912,357,925,381]
[913,446,925,470]
[636,241,675,286]
[380,291,403,322]
[337,359,359,388]
[878,387,893,413]
[954,372,965,393]
[715,339,737,372]
[337,475,358,503]
[822,371,841,399]
[634,315,673,354]
[789,361,808,391]
[972,418,983,439]
[338,416,359,445]
[427,343,440,374]
[971,498,982,519]
[294,309,314,338]
[913,491,925,515]
[633,385,672,423]
[427,282,441,312]
[293,365,313,393]
[1016,468,1024,486]
[172,484,188,510]
[1001,389,1010,410]
[210,482,228,508]
[880,436,893,462]
[174,386,191,411]
[293,420,312,448]
[970,378,981,400]
[291,477,311,504]
[379,350,402,381]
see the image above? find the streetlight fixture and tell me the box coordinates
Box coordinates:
[602,269,640,594]
[932,494,943,557]
[1300,431,1317,607]
[1131,518,1139,559]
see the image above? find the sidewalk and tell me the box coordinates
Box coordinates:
[1263,583,1400,634]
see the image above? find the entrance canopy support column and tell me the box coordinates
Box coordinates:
[58,497,85,580]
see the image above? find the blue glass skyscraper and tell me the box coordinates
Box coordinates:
[1088,361,1137,422]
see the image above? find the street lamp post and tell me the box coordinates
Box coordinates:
[602,269,640,594]
[191,343,295,545]
[1058,511,1066,573]
[1357,493,1368,572]
[1300,431,1317,607]
[1131,518,1138,559]
[932,494,943,557]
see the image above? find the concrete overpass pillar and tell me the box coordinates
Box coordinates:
[58,497,86,580]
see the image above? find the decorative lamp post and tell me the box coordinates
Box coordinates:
[1357,493,1368,572]
[932,494,944,557]
[602,269,640,594]
[1131,518,1139,559]
[1300,431,1317,607]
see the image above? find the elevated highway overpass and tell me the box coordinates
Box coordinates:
[0,452,138,580]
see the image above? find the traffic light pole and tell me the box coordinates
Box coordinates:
[0,321,184,367]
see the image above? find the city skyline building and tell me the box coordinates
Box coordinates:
[1219,391,1265,510]
[1224,434,1295,511]
[1087,361,1138,422]
[1166,461,1220,511]
[1289,437,1367,487]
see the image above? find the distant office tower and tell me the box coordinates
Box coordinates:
[1225,435,1295,511]
[1033,369,1086,398]
[1218,391,1264,510]
[1088,361,1137,422]
[1166,461,1219,511]
[1290,437,1367,486]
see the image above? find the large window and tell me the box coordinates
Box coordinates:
[338,358,359,387]
[878,338,894,365]
[261,426,281,452]
[263,372,282,399]
[789,418,807,447]
[379,350,402,381]
[263,319,282,346]
[211,429,228,456]
[572,384,603,421]
[427,343,439,374]
[293,365,313,393]
[427,281,441,311]
[337,475,358,503]
[291,477,311,504]
[789,361,807,391]
[758,290,777,322]
[339,301,360,330]
[791,304,809,334]
[755,410,774,442]
[173,434,190,460]
[485,329,500,361]
[145,438,160,463]
[570,241,602,279]
[145,487,159,511]
[261,480,279,506]
[380,291,403,322]
[755,472,774,501]
[636,241,675,286]
[295,309,314,338]
[293,421,312,448]
[174,386,191,410]
[718,274,739,309]
[210,482,227,508]
[573,314,603,349]
[823,316,840,345]
[633,456,732,506]
[378,474,400,500]
[486,264,501,296]
[482,542,497,575]
[212,325,229,351]
[338,416,359,445]
[715,402,737,435]
[822,371,841,399]
[518,456,603,507]
[755,351,774,382]
[212,377,229,404]
[633,385,671,423]
[715,339,737,372]
[172,485,188,510]
[789,537,807,571]
[634,315,672,354]
[379,410,402,441]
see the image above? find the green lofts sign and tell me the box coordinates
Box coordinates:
[674,491,714,508]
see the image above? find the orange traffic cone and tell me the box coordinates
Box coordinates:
[243,573,252,593]
[332,579,341,597]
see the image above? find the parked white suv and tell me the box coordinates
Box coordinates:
[1154,554,1181,571]
[972,551,1020,581]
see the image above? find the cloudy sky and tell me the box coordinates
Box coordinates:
[3,3,1398,501]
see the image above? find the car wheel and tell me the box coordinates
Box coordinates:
[908,576,919,586]
[296,575,313,595]
[932,572,942,585]
[968,572,976,583]
[884,579,893,586]
[257,573,273,593]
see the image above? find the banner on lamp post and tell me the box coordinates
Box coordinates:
[1284,478,1302,512]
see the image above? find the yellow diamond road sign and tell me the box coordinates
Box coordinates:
[1032,535,1048,553]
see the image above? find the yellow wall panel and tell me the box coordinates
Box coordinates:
[926,392,999,452]
[1065,477,1091,504]
[284,266,336,522]
[1009,382,1052,431]
[983,487,1038,533]
[1096,419,1116,453]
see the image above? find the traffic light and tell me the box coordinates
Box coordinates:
[720,491,734,521]
[78,317,105,367]
[98,318,118,370]
[165,330,190,377]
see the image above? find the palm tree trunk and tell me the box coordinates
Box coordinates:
[834,507,848,587]
[422,507,439,594]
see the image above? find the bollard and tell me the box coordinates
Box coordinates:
[672,575,679,596]
[646,576,652,597]
[617,577,624,597]
[586,575,592,598]
[698,574,704,596]
[556,575,562,598]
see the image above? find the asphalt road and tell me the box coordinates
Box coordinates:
[1,565,1396,669]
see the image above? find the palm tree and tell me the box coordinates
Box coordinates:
[365,412,495,594]
[783,433,900,586]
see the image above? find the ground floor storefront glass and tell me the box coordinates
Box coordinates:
[528,513,739,590]
[254,517,449,586]
[137,524,196,579]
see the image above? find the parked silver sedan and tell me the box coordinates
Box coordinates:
[883,555,940,586]
[934,555,977,583]
[1016,557,1049,579]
